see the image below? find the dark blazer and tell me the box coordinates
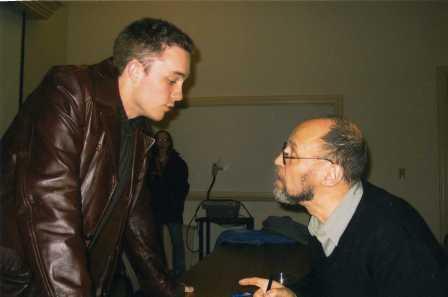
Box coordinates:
[292,181,447,297]
[0,59,180,297]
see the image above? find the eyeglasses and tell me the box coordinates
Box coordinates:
[281,142,334,166]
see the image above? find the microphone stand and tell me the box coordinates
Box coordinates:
[206,163,220,200]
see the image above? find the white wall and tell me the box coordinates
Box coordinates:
[18,2,448,255]
[168,100,338,195]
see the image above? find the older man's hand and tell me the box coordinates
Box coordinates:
[239,277,297,297]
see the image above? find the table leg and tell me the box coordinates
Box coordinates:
[206,220,211,256]
[198,221,204,260]
[247,219,254,230]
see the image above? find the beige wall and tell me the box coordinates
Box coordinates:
[0,4,21,136]
[0,4,67,136]
[20,2,448,244]
[437,68,448,240]
[24,5,68,97]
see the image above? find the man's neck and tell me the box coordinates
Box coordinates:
[301,182,351,223]
[118,74,137,119]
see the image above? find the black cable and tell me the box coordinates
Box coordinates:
[205,174,216,200]
[239,200,253,218]
[185,200,204,253]
[185,199,254,252]
[184,163,255,253]
[185,164,218,253]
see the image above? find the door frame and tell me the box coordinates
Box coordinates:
[436,66,448,242]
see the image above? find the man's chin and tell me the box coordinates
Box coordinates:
[145,112,165,122]
[273,187,314,205]
[273,188,296,205]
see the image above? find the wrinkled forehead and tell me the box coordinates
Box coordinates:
[288,121,330,154]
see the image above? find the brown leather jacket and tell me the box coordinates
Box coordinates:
[0,59,181,297]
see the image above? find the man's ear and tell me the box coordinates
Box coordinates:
[322,163,344,186]
[125,59,144,83]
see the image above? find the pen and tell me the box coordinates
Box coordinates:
[266,276,273,292]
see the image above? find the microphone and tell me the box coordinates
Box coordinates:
[212,162,223,176]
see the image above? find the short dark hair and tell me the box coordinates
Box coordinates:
[321,118,368,183]
[113,18,194,74]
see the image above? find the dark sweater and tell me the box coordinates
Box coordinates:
[291,182,447,297]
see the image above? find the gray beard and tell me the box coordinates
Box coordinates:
[273,187,314,205]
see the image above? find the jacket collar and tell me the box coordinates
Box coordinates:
[89,58,155,170]
[90,58,121,113]
[88,58,122,172]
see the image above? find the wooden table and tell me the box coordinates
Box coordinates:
[181,243,311,297]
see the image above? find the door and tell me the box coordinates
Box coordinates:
[437,67,448,242]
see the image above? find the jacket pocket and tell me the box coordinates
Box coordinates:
[0,246,31,297]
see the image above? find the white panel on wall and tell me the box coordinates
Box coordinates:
[163,96,342,200]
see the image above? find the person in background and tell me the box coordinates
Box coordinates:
[239,117,447,297]
[1,18,194,297]
[146,130,190,279]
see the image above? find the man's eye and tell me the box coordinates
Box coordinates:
[168,79,177,85]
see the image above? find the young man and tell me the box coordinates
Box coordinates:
[1,18,193,297]
[240,118,447,297]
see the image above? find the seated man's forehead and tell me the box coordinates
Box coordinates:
[288,126,329,155]
[290,125,327,144]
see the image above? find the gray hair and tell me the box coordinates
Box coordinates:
[321,118,368,183]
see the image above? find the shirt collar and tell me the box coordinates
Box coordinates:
[116,100,146,130]
[308,181,363,256]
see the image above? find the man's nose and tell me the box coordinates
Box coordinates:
[274,153,283,167]
[172,85,183,102]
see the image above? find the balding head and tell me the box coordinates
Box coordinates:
[292,117,368,184]
[290,118,335,146]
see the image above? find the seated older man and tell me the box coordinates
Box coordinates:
[240,117,447,297]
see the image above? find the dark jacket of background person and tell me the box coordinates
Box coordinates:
[290,181,447,297]
[0,59,181,297]
[147,150,190,225]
